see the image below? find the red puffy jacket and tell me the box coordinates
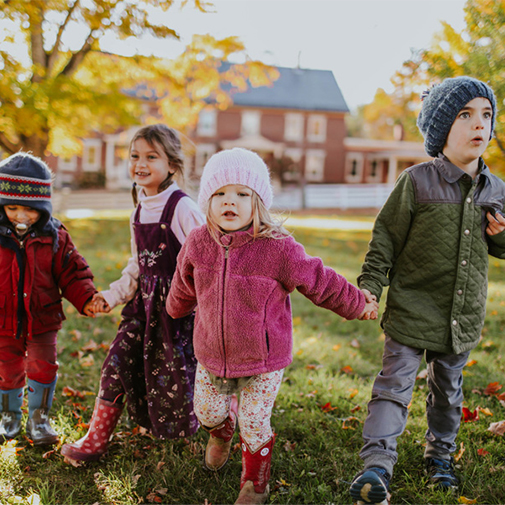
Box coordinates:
[0,225,96,339]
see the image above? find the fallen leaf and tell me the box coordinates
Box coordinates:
[488,420,505,436]
[459,497,478,504]
[283,440,296,452]
[350,405,361,413]
[477,448,490,456]
[332,344,342,352]
[342,416,361,430]
[156,461,165,471]
[341,365,353,375]
[69,329,81,340]
[483,382,502,396]
[348,388,359,399]
[462,407,479,422]
[62,386,85,399]
[477,407,493,417]
[465,360,477,367]
[42,450,55,459]
[350,339,360,348]
[454,442,465,462]
[320,402,338,413]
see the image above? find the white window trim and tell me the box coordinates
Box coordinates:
[241,110,261,136]
[284,113,304,141]
[305,149,326,182]
[197,109,217,137]
[345,153,364,183]
[195,143,216,176]
[307,114,327,143]
[366,157,384,183]
[82,139,102,172]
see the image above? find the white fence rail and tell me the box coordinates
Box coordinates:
[273,184,394,210]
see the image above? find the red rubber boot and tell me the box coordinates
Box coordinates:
[235,434,275,505]
[60,398,123,463]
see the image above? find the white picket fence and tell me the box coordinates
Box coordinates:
[273,184,395,210]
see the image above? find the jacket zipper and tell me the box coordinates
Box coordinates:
[221,246,229,378]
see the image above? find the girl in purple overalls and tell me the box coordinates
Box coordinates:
[61,124,204,463]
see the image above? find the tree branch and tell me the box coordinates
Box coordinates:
[494,134,505,157]
[30,6,46,81]
[0,131,20,155]
[60,31,95,77]
[47,0,81,74]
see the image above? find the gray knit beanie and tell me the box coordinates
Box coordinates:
[417,76,496,158]
[198,148,273,211]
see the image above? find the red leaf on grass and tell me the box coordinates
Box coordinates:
[320,402,338,413]
[483,382,502,396]
[341,365,353,374]
[477,448,490,456]
[462,407,479,422]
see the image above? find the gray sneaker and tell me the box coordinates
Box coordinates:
[349,467,390,504]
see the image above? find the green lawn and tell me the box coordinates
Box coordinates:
[2,214,505,504]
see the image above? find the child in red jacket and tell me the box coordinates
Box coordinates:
[166,148,378,504]
[0,152,96,445]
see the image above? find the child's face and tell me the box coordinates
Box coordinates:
[4,204,41,229]
[129,138,173,196]
[443,97,493,170]
[210,184,254,232]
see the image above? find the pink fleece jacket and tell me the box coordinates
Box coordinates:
[166,225,366,378]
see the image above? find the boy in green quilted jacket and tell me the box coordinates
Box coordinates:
[349,77,505,505]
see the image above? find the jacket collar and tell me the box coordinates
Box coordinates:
[434,153,490,184]
[218,226,255,249]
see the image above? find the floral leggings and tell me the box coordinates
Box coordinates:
[194,364,283,451]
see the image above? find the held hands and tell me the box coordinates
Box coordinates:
[486,211,505,236]
[358,288,379,320]
[83,292,111,317]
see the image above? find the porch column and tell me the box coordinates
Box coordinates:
[387,156,398,185]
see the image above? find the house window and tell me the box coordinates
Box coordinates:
[282,148,303,182]
[83,140,101,172]
[197,109,217,137]
[305,149,326,182]
[307,115,327,143]
[345,153,364,183]
[284,113,304,141]
[366,157,383,183]
[195,144,216,176]
[241,111,261,136]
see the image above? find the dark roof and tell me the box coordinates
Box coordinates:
[228,65,349,113]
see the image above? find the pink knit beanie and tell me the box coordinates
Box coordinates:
[198,148,274,210]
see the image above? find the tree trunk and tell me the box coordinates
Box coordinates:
[20,130,50,159]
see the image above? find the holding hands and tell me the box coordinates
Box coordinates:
[358,288,379,320]
[486,211,505,236]
[83,293,111,317]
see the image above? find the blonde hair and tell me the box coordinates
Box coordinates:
[206,190,289,244]
[129,124,185,206]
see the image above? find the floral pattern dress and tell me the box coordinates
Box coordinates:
[99,190,198,439]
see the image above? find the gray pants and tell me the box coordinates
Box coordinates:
[360,335,470,476]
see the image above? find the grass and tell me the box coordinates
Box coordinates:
[2,213,505,504]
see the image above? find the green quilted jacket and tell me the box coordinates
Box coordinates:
[359,155,505,354]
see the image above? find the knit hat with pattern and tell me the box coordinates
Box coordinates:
[0,152,56,238]
[198,148,273,210]
[417,76,496,158]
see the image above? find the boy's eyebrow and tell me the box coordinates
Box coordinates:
[460,105,493,111]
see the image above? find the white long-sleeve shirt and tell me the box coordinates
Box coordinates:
[101,183,205,309]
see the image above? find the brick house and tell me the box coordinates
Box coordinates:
[50,64,429,192]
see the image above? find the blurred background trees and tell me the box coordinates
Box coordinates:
[350,0,505,172]
[0,0,276,159]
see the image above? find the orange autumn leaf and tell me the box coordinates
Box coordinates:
[454,442,465,462]
[459,497,478,504]
[341,365,353,374]
[477,448,490,456]
[484,382,502,396]
[320,402,338,413]
[462,407,479,422]
[348,388,359,399]
[342,416,361,430]
[332,344,342,352]
[62,386,85,398]
[477,407,493,417]
[351,405,361,413]
[465,359,477,367]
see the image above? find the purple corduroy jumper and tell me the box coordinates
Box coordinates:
[99,190,198,439]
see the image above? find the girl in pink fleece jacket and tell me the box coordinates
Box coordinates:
[166,147,378,505]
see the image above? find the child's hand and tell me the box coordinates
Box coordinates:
[358,289,379,320]
[82,299,96,317]
[486,211,505,236]
[89,293,111,314]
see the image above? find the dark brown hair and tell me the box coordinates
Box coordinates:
[129,124,184,206]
